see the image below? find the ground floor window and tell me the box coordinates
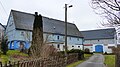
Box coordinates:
[57,44,60,48]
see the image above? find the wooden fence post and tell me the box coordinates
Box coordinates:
[0,62,2,67]
[9,61,12,67]
[17,61,19,67]
[4,61,7,67]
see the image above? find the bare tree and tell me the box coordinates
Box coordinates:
[91,0,120,26]
[91,1,120,67]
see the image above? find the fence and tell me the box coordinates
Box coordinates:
[67,53,78,64]
[0,53,78,67]
[112,46,120,67]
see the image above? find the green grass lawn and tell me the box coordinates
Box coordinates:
[104,55,115,67]
[67,54,92,67]
[66,60,84,67]
[84,54,92,59]
[0,50,29,63]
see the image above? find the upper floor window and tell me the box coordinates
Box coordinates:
[69,37,71,40]
[21,32,24,36]
[63,36,65,39]
[57,36,59,40]
[118,33,120,36]
[52,34,54,36]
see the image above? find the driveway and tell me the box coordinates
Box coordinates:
[76,54,106,67]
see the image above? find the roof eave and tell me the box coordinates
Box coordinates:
[15,29,83,38]
[84,38,114,40]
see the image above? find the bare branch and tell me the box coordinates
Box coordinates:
[115,0,120,7]
[91,0,120,26]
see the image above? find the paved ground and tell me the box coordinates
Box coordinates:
[76,54,106,67]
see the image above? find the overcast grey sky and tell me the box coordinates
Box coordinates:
[0,0,103,31]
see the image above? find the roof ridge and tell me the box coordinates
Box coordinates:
[11,9,33,15]
[81,28,115,32]
[11,9,75,25]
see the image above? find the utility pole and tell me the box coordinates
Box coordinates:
[64,4,73,62]
[65,4,68,57]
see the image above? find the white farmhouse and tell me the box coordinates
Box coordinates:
[5,10,84,51]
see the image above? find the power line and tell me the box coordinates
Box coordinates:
[68,0,75,4]
[0,0,8,24]
[0,0,8,16]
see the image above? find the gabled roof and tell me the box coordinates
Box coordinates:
[11,10,83,37]
[81,28,116,40]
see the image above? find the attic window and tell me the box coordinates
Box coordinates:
[53,26,56,29]
[9,23,13,27]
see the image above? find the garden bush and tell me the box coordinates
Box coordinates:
[1,38,8,55]
[60,49,84,60]
[84,48,91,54]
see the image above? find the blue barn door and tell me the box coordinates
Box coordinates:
[95,45,103,52]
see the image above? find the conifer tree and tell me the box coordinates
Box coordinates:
[1,38,8,55]
[30,12,43,58]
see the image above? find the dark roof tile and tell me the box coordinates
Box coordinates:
[11,10,83,37]
[81,28,116,40]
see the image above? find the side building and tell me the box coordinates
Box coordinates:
[81,28,116,53]
[0,23,5,43]
[5,10,84,51]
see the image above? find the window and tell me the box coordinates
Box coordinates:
[77,38,79,41]
[21,32,24,36]
[63,36,65,39]
[118,33,120,36]
[57,44,60,48]
[53,26,56,29]
[57,36,59,40]
[118,38,120,43]
[72,46,74,47]
[78,46,80,48]
[52,34,54,36]
[69,37,71,40]
[9,23,13,27]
